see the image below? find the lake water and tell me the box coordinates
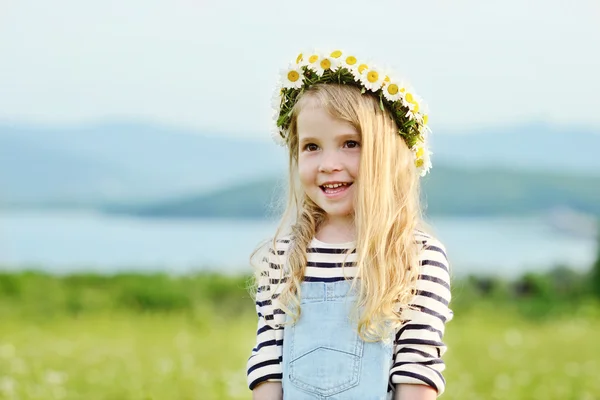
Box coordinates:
[0,210,596,278]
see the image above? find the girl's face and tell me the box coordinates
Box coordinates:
[296,98,361,226]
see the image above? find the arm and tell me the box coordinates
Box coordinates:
[389,237,453,397]
[252,381,283,400]
[394,384,437,400]
[247,247,285,395]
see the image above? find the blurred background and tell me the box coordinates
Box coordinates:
[1,0,599,399]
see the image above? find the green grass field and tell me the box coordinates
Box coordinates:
[2,308,600,399]
[0,272,599,399]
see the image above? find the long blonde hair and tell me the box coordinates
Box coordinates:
[253,83,424,341]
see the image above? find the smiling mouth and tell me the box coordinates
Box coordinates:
[320,182,353,194]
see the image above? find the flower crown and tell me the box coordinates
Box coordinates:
[272,49,433,176]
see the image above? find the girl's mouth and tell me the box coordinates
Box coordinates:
[320,182,353,195]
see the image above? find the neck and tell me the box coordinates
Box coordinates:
[315,216,356,244]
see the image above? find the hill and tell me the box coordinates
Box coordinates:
[1,121,599,206]
[102,166,600,219]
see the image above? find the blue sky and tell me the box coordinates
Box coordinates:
[1,0,599,137]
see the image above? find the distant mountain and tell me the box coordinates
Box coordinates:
[1,120,598,206]
[0,131,146,205]
[104,166,600,219]
[431,122,600,174]
[0,121,286,204]
[104,177,285,219]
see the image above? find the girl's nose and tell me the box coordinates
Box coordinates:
[318,151,342,173]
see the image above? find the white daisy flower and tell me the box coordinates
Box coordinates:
[416,99,430,124]
[329,49,344,60]
[280,63,304,89]
[271,126,286,147]
[382,75,404,102]
[306,52,339,76]
[270,87,287,127]
[339,54,359,75]
[271,87,283,110]
[360,64,385,92]
[305,51,323,75]
[403,91,422,113]
[420,114,431,130]
[294,51,308,66]
[418,124,432,142]
[402,90,423,120]
[322,54,341,72]
[413,142,433,177]
[419,98,430,116]
[352,60,370,82]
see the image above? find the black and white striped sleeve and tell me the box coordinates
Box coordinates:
[246,246,286,390]
[390,237,453,396]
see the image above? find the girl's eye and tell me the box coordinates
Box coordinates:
[345,140,360,149]
[304,143,319,152]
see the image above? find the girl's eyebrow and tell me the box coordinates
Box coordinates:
[336,132,361,141]
[299,132,360,146]
[298,136,318,146]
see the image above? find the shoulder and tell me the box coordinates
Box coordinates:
[252,236,292,272]
[415,230,448,263]
[412,230,453,321]
[414,229,451,287]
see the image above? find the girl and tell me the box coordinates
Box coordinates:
[247,50,453,400]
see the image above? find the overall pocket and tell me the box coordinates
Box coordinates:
[288,299,364,397]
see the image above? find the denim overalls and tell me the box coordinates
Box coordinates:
[282,280,394,400]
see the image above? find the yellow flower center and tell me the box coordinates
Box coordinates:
[367,71,379,83]
[416,147,424,158]
[320,59,332,70]
[309,54,319,63]
[423,115,429,124]
[415,159,424,168]
[287,70,300,82]
[405,93,414,103]
[358,64,368,74]
[384,76,390,82]
[387,84,399,95]
[330,50,342,58]
[413,103,420,113]
[400,87,406,93]
[345,56,357,65]
[296,53,303,64]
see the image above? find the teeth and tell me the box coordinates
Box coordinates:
[323,183,347,189]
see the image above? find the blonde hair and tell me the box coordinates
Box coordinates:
[253,83,424,341]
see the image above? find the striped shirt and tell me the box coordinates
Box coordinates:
[247,231,453,396]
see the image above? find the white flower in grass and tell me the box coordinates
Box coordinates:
[45,370,67,385]
[280,63,304,89]
[360,65,385,92]
[0,376,15,396]
[0,343,15,359]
